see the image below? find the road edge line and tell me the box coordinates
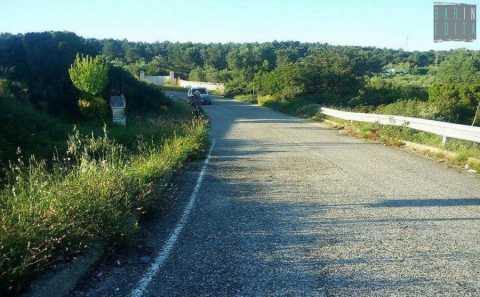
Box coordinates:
[130,139,216,297]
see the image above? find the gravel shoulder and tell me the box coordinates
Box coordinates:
[73,96,480,297]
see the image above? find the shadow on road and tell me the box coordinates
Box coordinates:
[199,97,480,295]
[371,198,480,208]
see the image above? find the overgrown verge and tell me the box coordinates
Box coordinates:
[160,84,186,92]
[324,118,480,173]
[0,101,208,295]
[255,96,480,173]
[233,94,257,104]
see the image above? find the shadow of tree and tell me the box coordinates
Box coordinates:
[371,198,480,208]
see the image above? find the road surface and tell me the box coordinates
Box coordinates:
[75,96,480,297]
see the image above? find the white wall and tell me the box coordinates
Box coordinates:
[139,71,224,92]
[177,79,224,92]
[143,75,171,85]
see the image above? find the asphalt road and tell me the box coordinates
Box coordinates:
[75,96,480,297]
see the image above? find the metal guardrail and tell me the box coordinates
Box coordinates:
[321,107,480,144]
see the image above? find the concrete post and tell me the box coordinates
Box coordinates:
[442,135,448,146]
[140,71,145,80]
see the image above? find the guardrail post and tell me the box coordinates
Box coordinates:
[442,135,448,146]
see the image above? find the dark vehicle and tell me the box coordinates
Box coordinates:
[187,87,212,105]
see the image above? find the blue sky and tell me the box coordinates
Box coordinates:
[1,0,479,51]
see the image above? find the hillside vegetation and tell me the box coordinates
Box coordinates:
[3,32,477,125]
[0,32,208,295]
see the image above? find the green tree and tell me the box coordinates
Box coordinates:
[435,50,480,84]
[428,50,480,124]
[69,54,110,119]
[68,54,109,96]
[429,83,480,123]
[189,67,206,81]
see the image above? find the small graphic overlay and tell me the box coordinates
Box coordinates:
[434,2,476,42]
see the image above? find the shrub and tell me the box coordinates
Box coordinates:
[356,76,429,107]
[78,96,110,120]
[0,96,70,171]
[69,55,111,120]
[69,55,109,97]
[257,95,277,106]
[428,82,480,124]
[468,158,480,172]
[107,66,171,114]
[234,95,257,104]
[295,103,322,118]
[376,100,435,119]
[0,80,28,100]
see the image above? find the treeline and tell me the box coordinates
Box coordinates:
[91,36,479,125]
[251,49,480,125]
[1,31,477,125]
[0,32,169,118]
[356,51,480,125]
[0,31,438,117]
[428,51,480,123]
[96,38,438,79]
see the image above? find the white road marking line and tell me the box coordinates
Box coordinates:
[130,140,216,297]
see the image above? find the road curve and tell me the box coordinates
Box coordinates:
[75,96,480,297]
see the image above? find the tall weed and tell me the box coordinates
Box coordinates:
[0,117,208,295]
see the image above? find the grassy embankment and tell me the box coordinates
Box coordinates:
[0,96,209,294]
[160,83,186,92]
[250,95,480,173]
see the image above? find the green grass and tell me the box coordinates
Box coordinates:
[256,95,326,121]
[0,98,209,295]
[375,100,434,119]
[161,84,186,92]
[234,94,257,104]
[210,89,225,96]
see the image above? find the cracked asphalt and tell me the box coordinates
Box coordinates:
[74,96,480,297]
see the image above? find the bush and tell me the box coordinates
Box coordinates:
[0,32,97,117]
[78,96,110,120]
[234,94,257,104]
[0,96,70,171]
[295,103,322,118]
[376,100,435,118]
[69,55,109,97]
[428,82,480,124]
[355,76,429,107]
[108,66,171,114]
[0,80,28,100]
[189,67,206,82]
[257,95,277,106]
